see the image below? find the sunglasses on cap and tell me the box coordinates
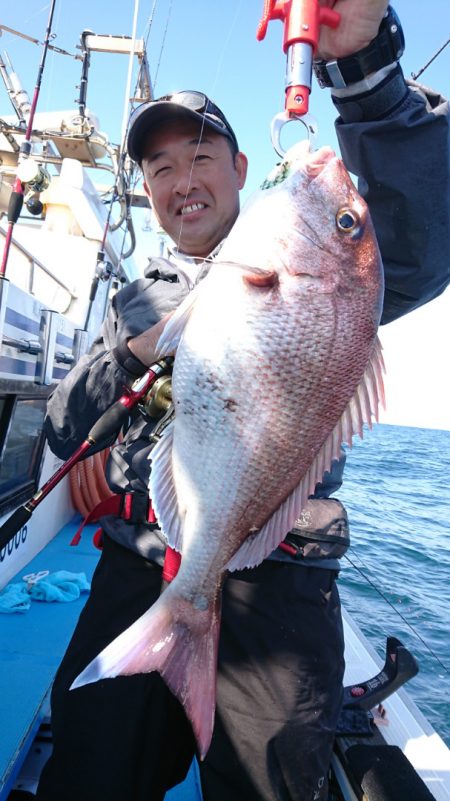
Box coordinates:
[127,90,239,163]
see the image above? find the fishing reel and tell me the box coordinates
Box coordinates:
[16,159,51,216]
[16,159,51,193]
[139,360,173,420]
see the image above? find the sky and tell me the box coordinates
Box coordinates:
[0,0,449,430]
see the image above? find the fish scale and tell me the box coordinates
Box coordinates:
[72,141,385,759]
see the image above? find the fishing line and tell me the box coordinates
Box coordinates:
[411,37,450,81]
[85,0,150,324]
[152,0,174,91]
[208,0,245,101]
[176,0,245,255]
[25,3,52,26]
[142,0,159,43]
[120,0,167,232]
[89,0,163,297]
[40,1,62,117]
[343,551,450,675]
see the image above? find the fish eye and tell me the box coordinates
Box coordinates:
[336,208,359,233]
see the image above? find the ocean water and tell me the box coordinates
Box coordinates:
[337,423,450,747]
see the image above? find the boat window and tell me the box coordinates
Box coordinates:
[0,396,47,514]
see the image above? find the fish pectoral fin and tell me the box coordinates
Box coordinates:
[215,259,279,289]
[220,261,279,289]
[70,590,221,761]
[243,269,278,288]
[155,283,202,357]
[149,421,184,551]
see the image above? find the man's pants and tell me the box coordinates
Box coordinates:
[36,535,344,801]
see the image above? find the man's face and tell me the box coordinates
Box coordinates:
[141,118,248,258]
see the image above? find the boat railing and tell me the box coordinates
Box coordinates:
[0,222,77,312]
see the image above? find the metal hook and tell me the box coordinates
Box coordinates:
[271,111,319,158]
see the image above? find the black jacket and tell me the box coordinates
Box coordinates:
[45,69,450,563]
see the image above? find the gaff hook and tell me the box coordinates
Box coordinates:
[270,109,318,157]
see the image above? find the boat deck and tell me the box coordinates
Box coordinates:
[0,517,202,800]
[1,518,449,801]
[341,608,450,801]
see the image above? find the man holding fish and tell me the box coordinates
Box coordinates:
[36,2,450,800]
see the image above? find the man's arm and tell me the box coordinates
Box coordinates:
[44,271,180,460]
[44,305,150,461]
[314,1,449,323]
[333,71,450,323]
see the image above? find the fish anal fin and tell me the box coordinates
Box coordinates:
[226,336,385,572]
[225,477,311,571]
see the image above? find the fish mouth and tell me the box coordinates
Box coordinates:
[304,145,336,178]
[284,142,338,182]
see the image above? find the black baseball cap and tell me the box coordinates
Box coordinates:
[127,90,239,164]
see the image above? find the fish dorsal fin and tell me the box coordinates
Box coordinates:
[148,422,184,552]
[225,337,385,571]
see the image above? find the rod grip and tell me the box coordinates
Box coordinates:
[88,399,132,445]
[0,505,33,551]
[7,191,24,224]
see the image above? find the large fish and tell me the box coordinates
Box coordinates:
[72,141,385,758]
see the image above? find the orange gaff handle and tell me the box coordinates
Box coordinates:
[257,0,340,114]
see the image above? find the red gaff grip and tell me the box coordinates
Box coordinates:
[257,0,339,52]
[256,0,340,115]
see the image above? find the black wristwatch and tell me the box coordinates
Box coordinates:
[313,5,405,89]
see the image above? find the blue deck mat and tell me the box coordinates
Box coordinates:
[0,517,202,800]
[0,517,100,798]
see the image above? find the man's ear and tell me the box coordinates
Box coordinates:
[143,179,158,217]
[235,152,248,190]
[143,179,152,204]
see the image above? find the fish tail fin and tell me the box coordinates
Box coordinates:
[70,589,221,760]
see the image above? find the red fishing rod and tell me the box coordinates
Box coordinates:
[0,359,171,551]
[257,0,340,154]
[0,0,57,279]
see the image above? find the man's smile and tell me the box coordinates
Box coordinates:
[179,202,207,217]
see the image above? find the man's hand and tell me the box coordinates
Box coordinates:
[127,312,174,367]
[317,0,389,60]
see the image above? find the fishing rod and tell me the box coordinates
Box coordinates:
[411,37,450,81]
[0,359,172,552]
[82,3,154,331]
[0,0,57,280]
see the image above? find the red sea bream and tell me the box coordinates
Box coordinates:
[72,141,385,758]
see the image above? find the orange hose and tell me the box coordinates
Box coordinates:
[83,457,103,509]
[69,447,114,516]
[93,451,114,498]
[69,463,90,518]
